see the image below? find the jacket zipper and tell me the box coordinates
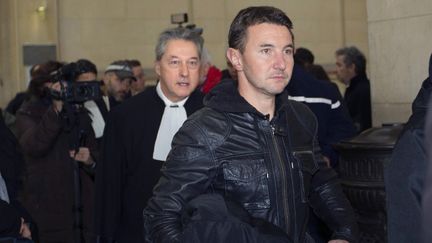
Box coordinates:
[270,124,292,235]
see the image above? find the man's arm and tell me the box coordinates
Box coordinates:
[305,129,358,242]
[309,148,359,242]
[144,119,217,243]
[16,105,62,158]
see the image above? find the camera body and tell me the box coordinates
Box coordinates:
[170,13,203,35]
[51,81,101,104]
[171,13,188,26]
[50,62,101,103]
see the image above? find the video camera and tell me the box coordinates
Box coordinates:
[50,62,101,104]
[170,13,203,35]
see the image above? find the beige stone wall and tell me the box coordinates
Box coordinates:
[57,0,368,73]
[0,0,368,108]
[367,0,432,126]
[0,0,58,108]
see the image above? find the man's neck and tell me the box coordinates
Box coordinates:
[238,82,276,120]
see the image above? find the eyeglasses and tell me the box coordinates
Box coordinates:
[167,58,200,70]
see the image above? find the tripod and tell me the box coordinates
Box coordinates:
[61,101,90,243]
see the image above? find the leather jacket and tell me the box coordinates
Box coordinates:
[144,80,358,243]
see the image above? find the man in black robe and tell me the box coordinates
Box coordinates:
[94,27,205,243]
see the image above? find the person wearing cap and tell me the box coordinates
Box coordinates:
[102,60,135,108]
[85,60,134,143]
[94,27,204,243]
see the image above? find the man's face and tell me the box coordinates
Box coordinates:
[155,39,201,102]
[335,54,355,85]
[131,66,146,95]
[104,73,131,101]
[228,23,294,99]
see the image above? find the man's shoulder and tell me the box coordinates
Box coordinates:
[188,106,224,124]
[111,87,160,114]
[185,89,205,112]
[286,99,315,115]
[284,99,318,132]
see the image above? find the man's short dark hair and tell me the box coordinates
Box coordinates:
[294,47,314,66]
[335,46,367,75]
[76,59,98,75]
[228,6,294,53]
[128,59,141,68]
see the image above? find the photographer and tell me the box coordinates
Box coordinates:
[15,60,99,243]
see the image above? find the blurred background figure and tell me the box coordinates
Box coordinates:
[199,47,222,94]
[335,46,372,133]
[128,59,146,96]
[3,63,58,136]
[294,47,331,82]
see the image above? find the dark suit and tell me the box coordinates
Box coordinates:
[94,86,203,243]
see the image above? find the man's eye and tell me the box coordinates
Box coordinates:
[169,60,180,65]
[285,49,293,55]
[187,60,199,68]
[261,49,271,54]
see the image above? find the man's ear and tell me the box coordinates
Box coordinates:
[154,61,161,77]
[226,48,243,71]
[102,73,110,85]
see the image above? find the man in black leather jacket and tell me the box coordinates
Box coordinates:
[144,6,358,243]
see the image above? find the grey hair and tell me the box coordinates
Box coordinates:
[335,46,366,74]
[201,47,212,65]
[155,28,204,61]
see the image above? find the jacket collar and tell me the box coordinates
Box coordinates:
[349,73,369,87]
[204,79,289,119]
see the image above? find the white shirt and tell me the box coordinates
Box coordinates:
[153,82,189,161]
[0,172,10,203]
[84,100,106,138]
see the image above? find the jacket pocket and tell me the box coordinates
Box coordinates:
[292,150,319,203]
[222,158,271,210]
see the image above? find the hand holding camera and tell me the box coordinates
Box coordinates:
[49,81,67,113]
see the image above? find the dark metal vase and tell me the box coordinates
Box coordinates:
[334,124,404,243]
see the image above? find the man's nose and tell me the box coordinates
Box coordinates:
[273,53,287,71]
[179,62,189,77]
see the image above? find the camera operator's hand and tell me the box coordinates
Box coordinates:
[19,218,32,239]
[70,147,95,166]
[49,81,66,113]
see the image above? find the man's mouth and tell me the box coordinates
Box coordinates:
[270,74,287,80]
[177,81,190,86]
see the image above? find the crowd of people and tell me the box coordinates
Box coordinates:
[2,4,430,243]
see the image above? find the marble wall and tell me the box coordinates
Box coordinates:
[367,0,432,125]
[0,0,368,109]
[0,0,58,107]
